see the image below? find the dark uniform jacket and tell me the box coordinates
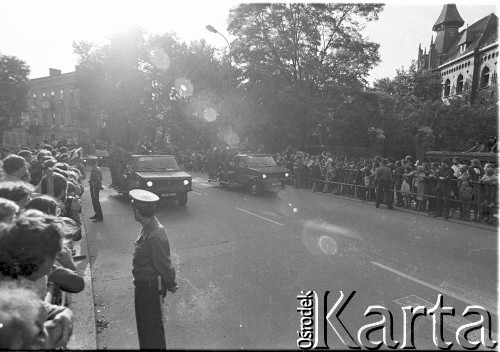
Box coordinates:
[132,218,176,288]
[436,166,455,192]
[374,165,393,184]
[89,167,102,189]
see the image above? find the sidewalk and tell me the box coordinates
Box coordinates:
[66,216,97,349]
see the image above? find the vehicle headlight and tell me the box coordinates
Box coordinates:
[262,174,267,179]
[285,172,290,178]
[146,181,153,187]
[183,179,190,186]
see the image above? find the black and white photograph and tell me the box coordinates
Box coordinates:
[0,0,498,350]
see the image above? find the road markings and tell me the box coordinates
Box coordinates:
[371,261,497,314]
[440,281,498,315]
[394,295,497,344]
[191,191,202,196]
[235,207,284,226]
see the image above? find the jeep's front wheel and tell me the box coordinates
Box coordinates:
[177,192,188,206]
[248,182,262,196]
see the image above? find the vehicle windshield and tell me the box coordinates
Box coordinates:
[136,156,179,171]
[246,156,277,167]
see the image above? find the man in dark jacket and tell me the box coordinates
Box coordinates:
[433,158,455,220]
[88,156,103,222]
[374,158,393,209]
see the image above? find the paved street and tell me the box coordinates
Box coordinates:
[82,167,498,350]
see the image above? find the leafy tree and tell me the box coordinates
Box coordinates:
[372,62,498,157]
[74,29,239,151]
[0,55,30,129]
[227,3,384,150]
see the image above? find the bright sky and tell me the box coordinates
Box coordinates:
[0,0,496,85]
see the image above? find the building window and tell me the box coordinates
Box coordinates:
[456,74,464,94]
[444,79,451,97]
[480,67,490,88]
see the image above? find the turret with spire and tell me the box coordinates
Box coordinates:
[432,4,464,66]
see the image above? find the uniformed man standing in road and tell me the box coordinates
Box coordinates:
[130,189,177,350]
[88,156,104,222]
[374,158,394,210]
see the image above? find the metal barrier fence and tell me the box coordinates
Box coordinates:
[291,170,497,224]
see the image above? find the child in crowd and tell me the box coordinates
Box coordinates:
[481,165,498,206]
[415,166,426,211]
[400,165,414,208]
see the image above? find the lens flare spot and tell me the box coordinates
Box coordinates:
[319,236,337,255]
[217,125,240,148]
[171,253,180,266]
[204,108,217,122]
[301,220,359,257]
[148,48,170,71]
[175,78,193,97]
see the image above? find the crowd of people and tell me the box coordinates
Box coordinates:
[176,145,498,223]
[274,151,498,222]
[0,141,87,349]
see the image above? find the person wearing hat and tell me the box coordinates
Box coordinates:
[88,156,103,222]
[130,189,177,350]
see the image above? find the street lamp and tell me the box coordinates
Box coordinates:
[206,24,232,67]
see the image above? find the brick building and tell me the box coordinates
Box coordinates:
[417,4,498,103]
[27,68,80,144]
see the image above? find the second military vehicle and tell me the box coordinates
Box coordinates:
[217,153,291,195]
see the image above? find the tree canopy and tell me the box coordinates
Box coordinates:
[227,3,384,150]
[73,28,239,150]
[0,55,30,129]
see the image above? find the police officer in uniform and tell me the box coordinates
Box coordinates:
[130,189,177,350]
[88,155,104,222]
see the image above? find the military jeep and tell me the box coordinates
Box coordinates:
[120,154,192,206]
[218,153,291,195]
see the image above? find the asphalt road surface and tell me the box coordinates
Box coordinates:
[82,167,498,350]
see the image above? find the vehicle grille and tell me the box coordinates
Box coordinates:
[267,174,283,182]
[149,179,183,188]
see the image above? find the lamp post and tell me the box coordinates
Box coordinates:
[206,25,232,68]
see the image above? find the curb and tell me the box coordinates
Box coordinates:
[66,216,97,350]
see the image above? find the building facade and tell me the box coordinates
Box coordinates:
[27,68,80,144]
[417,4,498,103]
